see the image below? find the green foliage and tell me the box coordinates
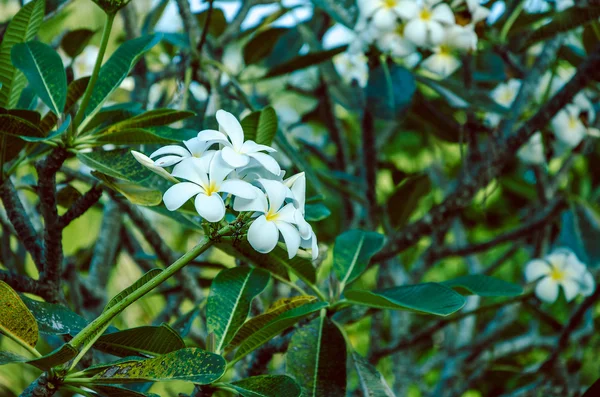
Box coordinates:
[244,28,289,65]
[333,229,386,291]
[0,112,44,162]
[351,353,395,397]
[311,0,358,28]
[0,0,45,108]
[94,323,185,357]
[89,348,226,384]
[387,174,431,228]
[26,344,78,370]
[0,281,38,351]
[207,267,270,353]
[366,62,416,120]
[263,45,347,79]
[225,375,302,397]
[11,41,67,115]
[443,275,523,297]
[21,295,88,336]
[345,283,467,316]
[87,385,159,397]
[61,29,98,59]
[287,315,347,397]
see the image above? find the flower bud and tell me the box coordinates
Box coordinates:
[92,0,132,14]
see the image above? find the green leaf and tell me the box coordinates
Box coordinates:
[21,295,88,336]
[207,267,270,353]
[344,283,466,316]
[56,183,82,208]
[105,269,163,312]
[558,201,600,268]
[366,63,416,120]
[92,171,163,207]
[26,344,78,371]
[20,114,71,142]
[287,315,347,397]
[443,275,523,297]
[241,110,261,142]
[0,104,45,164]
[61,29,97,59]
[233,301,328,360]
[40,77,89,134]
[351,352,395,397]
[243,28,289,65]
[226,375,302,397]
[311,0,358,28]
[97,109,196,134]
[387,174,431,228]
[0,0,45,108]
[94,323,186,357]
[263,45,347,80]
[88,385,159,397]
[90,347,226,384]
[11,41,67,115]
[255,106,278,146]
[171,307,200,337]
[333,230,385,290]
[195,8,227,37]
[0,280,38,350]
[91,127,183,145]
[0,351,29,366]
[227,296,318,351]
[512,7,600,52]
[304,203,331,222]
[81,34,161,129]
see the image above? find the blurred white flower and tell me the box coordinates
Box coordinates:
[486,79,521,127]
[376,22,417,58]
[525,249,595,303]
[517,132,545,165]
[197,110,280,174]
[72,46,99,80]
[334,51,369,87]
[464,0,490,23]
[421,25,477,77]
[551,104,589,148]
[163,152,256,222]
[403,0,455,47]
[357,0,418,31]
[235,179,301,259]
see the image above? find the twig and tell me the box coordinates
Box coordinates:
[58,185,102,229]
[361,108,378,228]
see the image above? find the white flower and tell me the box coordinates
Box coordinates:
[72,46,99,80]
[197,110,281,175]
[131,150,179,183]
[517,132,545,165]
[525,249,595,303]
[464,0,490,23]
[357,0,418,31]
[150,137,214,168]
[551,104,588,148]
[334,51,369,88]
[283,172,319,260]
[376,22,417,58]
[421,25,476,77]
[486,79,521,127]
[403,0,456,47]
[162,152,256,222]
[234,179,301,259]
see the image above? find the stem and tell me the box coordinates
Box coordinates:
[72,12,115,135]
[500,2,524,42]
[270,272,310,296]
[3,330,42,358]
[68,233,222,350]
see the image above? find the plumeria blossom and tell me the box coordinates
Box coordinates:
[517,132,545,165]
[163,152,256,222]
[284,172,319,260]
[421,25,476,77]
[357,0,418,31]
[403,0,455,47]
[551,104,589,149]
[234,179,301,259]
[376,22,416,58]
[197,110,280,175]
[131,150,179,182]
[334,51,369,88]
[525,249,595,303]
[150,137,214,168]
[486,79,522,127]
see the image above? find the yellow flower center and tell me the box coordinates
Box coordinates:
[549,266,566,282]
[395,23,405,36]
[265,209,280,222]
[568,116,579,130]
[439,44,451,55]
[383,0,397,8]
[205,181,218,196]
[420,9,432,20]
[499,90,513,104]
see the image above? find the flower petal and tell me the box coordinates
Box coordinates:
[274,221,301,259]
[216,109,245,150]
[150,145,190,159]
[535,277,559,303]
[431,3,455,25]
[294,209,312,239]
[153,155,184,167]
[404,19,428,47]
[580,271,595,296]
[427,21,445,46]
[421,53,460,78]
[221,146,250,169]
[394,1,418,19]
[241,140,276,154]
[277,203,297,224]
[560,279,580,302]
[183,138,210,157]
[194,192,226,222]
[525,259,551,282]
[209,151,235,187]
[248,152,281,175]
[233,186,269,213]
[372,9,397,31]
[172,158,208,187]
[248,215,279,254]
[197,129,230,145]
[259,179,289,212]
[219,179,257,199]
[163,182,202,211]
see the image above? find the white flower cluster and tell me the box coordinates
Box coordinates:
[335,0,490,83]
[487,73,598,165]
[525,248,595,303]
[132,110,318,260]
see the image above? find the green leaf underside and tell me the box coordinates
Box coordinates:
[82,34,161,128]
[227,295,318,351]
[442,275,523,297]
[227,375,302,397]
[0,0,45,108]
[304,203,331,222]
[90,348,226,384]
[264,45,347,79]
[255,106,278,146]
[333,230,385,289]
[344,283,467,316]
[97,109,196,134]
[0,280,38,349]
[92,171,163,206]
[287,316,347,397]
[388,174,431,228]
[0,113,44,162]
[0,350,29,366]
[94,323,185,357]
[366,63,416,120]
[91,127,183,145]
[241,110,261,142]
[61,29,97,58]
[207,267,270,353]
[170,307,200,337]
[88,385,160,397]
[234,301,328,359]
[26,344,78,370]
[352,353,395,397]
[11,41,67,115]
[21,295,88,335]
